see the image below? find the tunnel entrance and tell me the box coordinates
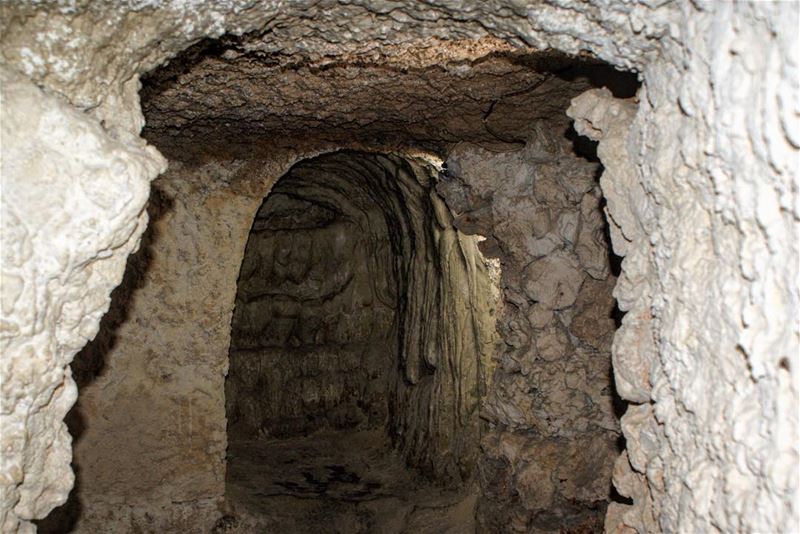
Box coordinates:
[223,150,498,531]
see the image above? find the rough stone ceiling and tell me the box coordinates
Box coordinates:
[1,1,658,127]
[141,34,636,159]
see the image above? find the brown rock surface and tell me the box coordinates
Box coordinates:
[4,2,795,534]
[438,137,623,531]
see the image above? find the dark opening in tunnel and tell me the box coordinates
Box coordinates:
[223,150,498,531]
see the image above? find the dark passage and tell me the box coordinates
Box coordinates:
[222,151,497,532]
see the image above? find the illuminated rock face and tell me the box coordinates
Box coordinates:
[1,2,798,533]
[0,67,167,533]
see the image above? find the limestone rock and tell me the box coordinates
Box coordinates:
[522,253,585,310]
[1,2,797,533]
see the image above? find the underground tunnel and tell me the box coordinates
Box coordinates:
[3,3,797,534]
[224,151,497,531]
[33,36,638,533]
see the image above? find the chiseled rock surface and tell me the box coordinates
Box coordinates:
[140,36,591,159]
[58,161,265,532]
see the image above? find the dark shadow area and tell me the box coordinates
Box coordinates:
[600,188,629,423]
[609,482,634,506]
[609,364,629,423]
[602,198,626,330]
[553,62,639,99]
[565,124,601,164]
[34,187,173,534]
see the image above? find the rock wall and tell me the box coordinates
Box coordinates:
[45,160,267,532]
[38,150,496,532]
[438,129,621,532]
[568,12,800,526]
[227,171,397,439]
[244,152,498,483]
[0,2,797,533]
[0,68,165,533]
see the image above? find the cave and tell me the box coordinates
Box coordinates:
[222,150,497,531]
[1,3,798,534]
[39,39,638,532]
[29,37,637,532]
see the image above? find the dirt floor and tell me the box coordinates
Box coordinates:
[219,429,477,533]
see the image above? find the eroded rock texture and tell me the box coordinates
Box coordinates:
[227,188,396,438]
[438,132,622,532]
[1,1,798,534]
[224,152,498,531]
[0,67,165,533]
[141,37,618,160]
[227,152,497,482]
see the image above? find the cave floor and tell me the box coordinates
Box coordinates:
[221,429,476,534]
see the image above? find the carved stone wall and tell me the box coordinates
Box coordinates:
[55,160,265,531]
